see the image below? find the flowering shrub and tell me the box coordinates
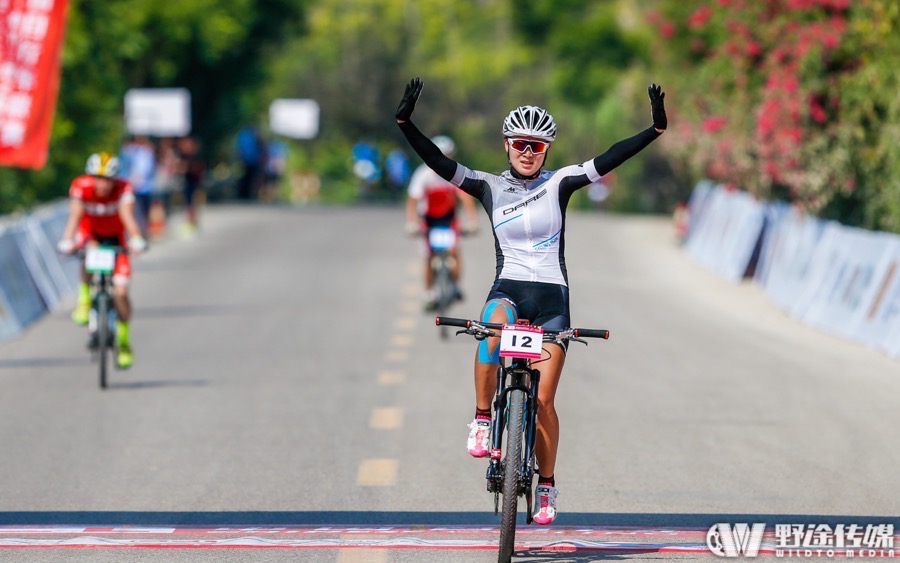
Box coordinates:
[647,0,900,231]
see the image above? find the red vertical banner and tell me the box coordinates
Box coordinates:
[0,0,69,169]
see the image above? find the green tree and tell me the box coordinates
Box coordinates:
[0,0,306,213]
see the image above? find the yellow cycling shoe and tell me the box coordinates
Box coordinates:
[116,344,134,370]
[71,303,90,326]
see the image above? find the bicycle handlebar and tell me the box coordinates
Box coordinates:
[435,316,610,340]
[571,328,610,339]
[434,317,472,328]
[72,245,128,260]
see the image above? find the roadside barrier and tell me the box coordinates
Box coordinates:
[0,201,78,342]
[683,182,900,359]
[683,183,766,282]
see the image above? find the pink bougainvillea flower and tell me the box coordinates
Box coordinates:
[688,6,713,30]
[703,116,729,133]
[809,99,827,123]
[660,21,675,38]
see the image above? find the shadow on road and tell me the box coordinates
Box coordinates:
[137,304,244,319]
[515,551,654,562]
[0,357,90,369]
[105,379,209,390]
[0,511,896,527]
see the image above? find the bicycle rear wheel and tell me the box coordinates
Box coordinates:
[498,388,525,563]
[434,263,452,339]
[97,292,109,389]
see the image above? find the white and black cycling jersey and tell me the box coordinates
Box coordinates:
[398,120,660,287]
[448,161,603,285]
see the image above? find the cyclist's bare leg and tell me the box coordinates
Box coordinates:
[473,299,516,410]
[112,284,131,322]
[423,258,433,291]
[534,343,566,477]
[450,247,462,282]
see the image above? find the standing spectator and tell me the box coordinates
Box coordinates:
[263,137,288,202]
[351,141,382,201]
[119,135,156,237]
[155,138,181,212]
[385,147,411,200]
[236,125,265,200]
[178,136,206,234]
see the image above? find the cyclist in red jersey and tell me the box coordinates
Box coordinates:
[405,135,479,310]
[57,153,146,369]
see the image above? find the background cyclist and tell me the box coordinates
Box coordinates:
[405,135,479,311]
[395,77,667,525]
[57,153,147,369]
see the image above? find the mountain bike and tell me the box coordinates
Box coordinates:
[435,316,609,562]
[426,226,462,339]
[80,244,123,389]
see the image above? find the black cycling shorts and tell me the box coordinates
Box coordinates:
[486,278,571,335]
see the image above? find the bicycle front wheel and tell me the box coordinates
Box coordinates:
[97,292,109,389]
[498,388,525,563]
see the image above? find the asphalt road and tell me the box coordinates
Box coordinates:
[1,204,898,562]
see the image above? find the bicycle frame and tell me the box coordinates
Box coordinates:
[430,251,456,308]
[434,315,608,562]
[487,357,541,521]
[427,227,460,338]
[79,243,123,389]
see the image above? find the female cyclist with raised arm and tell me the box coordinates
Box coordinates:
[396,78,667,525]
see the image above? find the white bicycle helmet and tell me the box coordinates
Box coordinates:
[502,105,557,142]
[85,152,120,178]
[431,135,455,156]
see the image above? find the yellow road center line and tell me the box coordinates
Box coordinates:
[337,546,388,562]
[405,262,420,276]
[394,316,416,331]
[356,459,398,486]
[390,334,413,348]
[384,349,408,363]
[377,370,406,385]
[369,407,403,430]
[401,283,419,297]
[400,301,419,314]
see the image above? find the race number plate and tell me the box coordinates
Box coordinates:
[85,246,116,274]
[499,324,543,359]
[428,227,457,251]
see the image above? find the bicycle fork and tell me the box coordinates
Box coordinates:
[486,363,541,513]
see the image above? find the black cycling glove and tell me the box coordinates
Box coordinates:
[396,77,423,122]
[648,83,667,131]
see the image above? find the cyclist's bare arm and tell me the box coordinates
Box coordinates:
[458,190,479,231]
[118,198,142,240]
[405,195,420,226]
[61,198,85,242]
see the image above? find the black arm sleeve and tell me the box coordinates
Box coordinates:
[593,127,661,177]
[397,120,458,182]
